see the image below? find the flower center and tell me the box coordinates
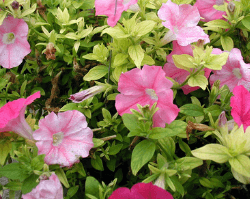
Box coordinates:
[146,89,158,100]
[233,68,242,79]
[2,32,16,44]
[216,0,224,5]
[52,132,64,146]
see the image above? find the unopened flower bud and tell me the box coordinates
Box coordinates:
[227,2,235,13]
[11,1,19,10]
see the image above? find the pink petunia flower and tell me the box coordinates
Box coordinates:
[230,85,250,132]
[33,110,94,167]
[0,92,40,140]
[115,65,179,128]
[158,0,210,46]
[109,182,173,199]
[0,16,31,69]
[163,41,222,94]
[209,48,250,92]
[22,173,63,199]
[95,0,138,27]
[194,0,227,22]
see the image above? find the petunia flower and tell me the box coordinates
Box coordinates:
[22,173,63,199]
[0,16,31,69]
[230,85,250,132]
[115,65,179,128]
[209,48,250,92]
[95,0,138,27]
[163,41,222,94]
[109,182,173,199]
[194,0,227,22]
[158,0,210,46]
[0,92,40,140]
[33,110,94,167]
[69,85,106,103]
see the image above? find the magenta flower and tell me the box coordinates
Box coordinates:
[109,182,173,199]
[158,0,209,46]
[0,92,40,140]
[115,65,179,128]
[194,0,227,22]
[95,0,138,27]
[0,16,31,69]
[22,173,63,199]
[33,110,94,167]
[210,48,250,92]
[230,85,250,132]
[163,41,222,94]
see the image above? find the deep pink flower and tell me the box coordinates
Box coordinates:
[230,85,250,132]
[33,110,94,167]
[0,16,31,69]
[109,182,173,199]
[115,65,179,128]
[158,0,209,46]
[22,173,63,199]
[210,48,250,92]
[163,41,222,94]
[0,92,40,140]
[194,0,227,22]
[95,0,138,27]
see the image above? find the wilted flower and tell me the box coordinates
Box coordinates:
[115,65,179,128]
[22,173,63,199]
[194,0,227,22]
[95,0,138,27]
[33,110,94,167]
[210,48,250,92]
[70,85,106,103]
[0,16,31,69]
[44,42,56,60]
[0,92,40,140]
[158,0,209,46]
[109,182,173,199]
[230,85,250,132]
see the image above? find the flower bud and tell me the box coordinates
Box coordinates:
[227,2,235,13]
[11,1,19,10]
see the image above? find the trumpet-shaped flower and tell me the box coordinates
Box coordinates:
[95,0,138,27]
[194,0,227,22]
[22,173,63,199]
[0,92,40,140]
[109,182,173,199]
[33,110,94,167]
[210,48,250,92]
[230,85,250,132]
[158,0,209,46]
[163,41,222,94]
[0,16,31,69]
[115,65,179,128]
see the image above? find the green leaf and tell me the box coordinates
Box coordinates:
[113,53,128,67]
[204,19,231,29]
[31,154,45,171]
[141,54,155,66]
[21,3,37,17]
[172,54,195,70]
[22,174,39,194]
[0,141,12,166]
[175,157,203,171]
[0,11,7,26]
[75,162,86,177]
[83,66,108,81]
[204,52,229,70]
[131,140,156,175]
[191,144,231,163]
[93,138,105,148]
[204,105,222,117]
[85,176,101,199]
[91,155,104,171]
[55,168,70,188]
[229,155,250,178]
[4,181,22,191]
[122,114,143,134]
[0,163,29,181]
[180,104,204,117]
[128,45,144,68]
[109,144,123,155]
[136,21,156,37]
[188,75,208,90]
[221,36,234,51]
[242,16,250,30]
[20,80,27,97]
[65,186,79,199]
[102,26,130,38]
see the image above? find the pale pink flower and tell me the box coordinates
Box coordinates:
[22,173,63,199]
[0,16,31,69]
[194,0,227,22]
[115,65,179,128]
[210,48,250,92]
[230,85,250,132]
[109,182,173,199]
[95,0,138,27]
[163,41,222,94]
[158,0,210,46]
[33,110,94,167]
[0,92,40,140]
